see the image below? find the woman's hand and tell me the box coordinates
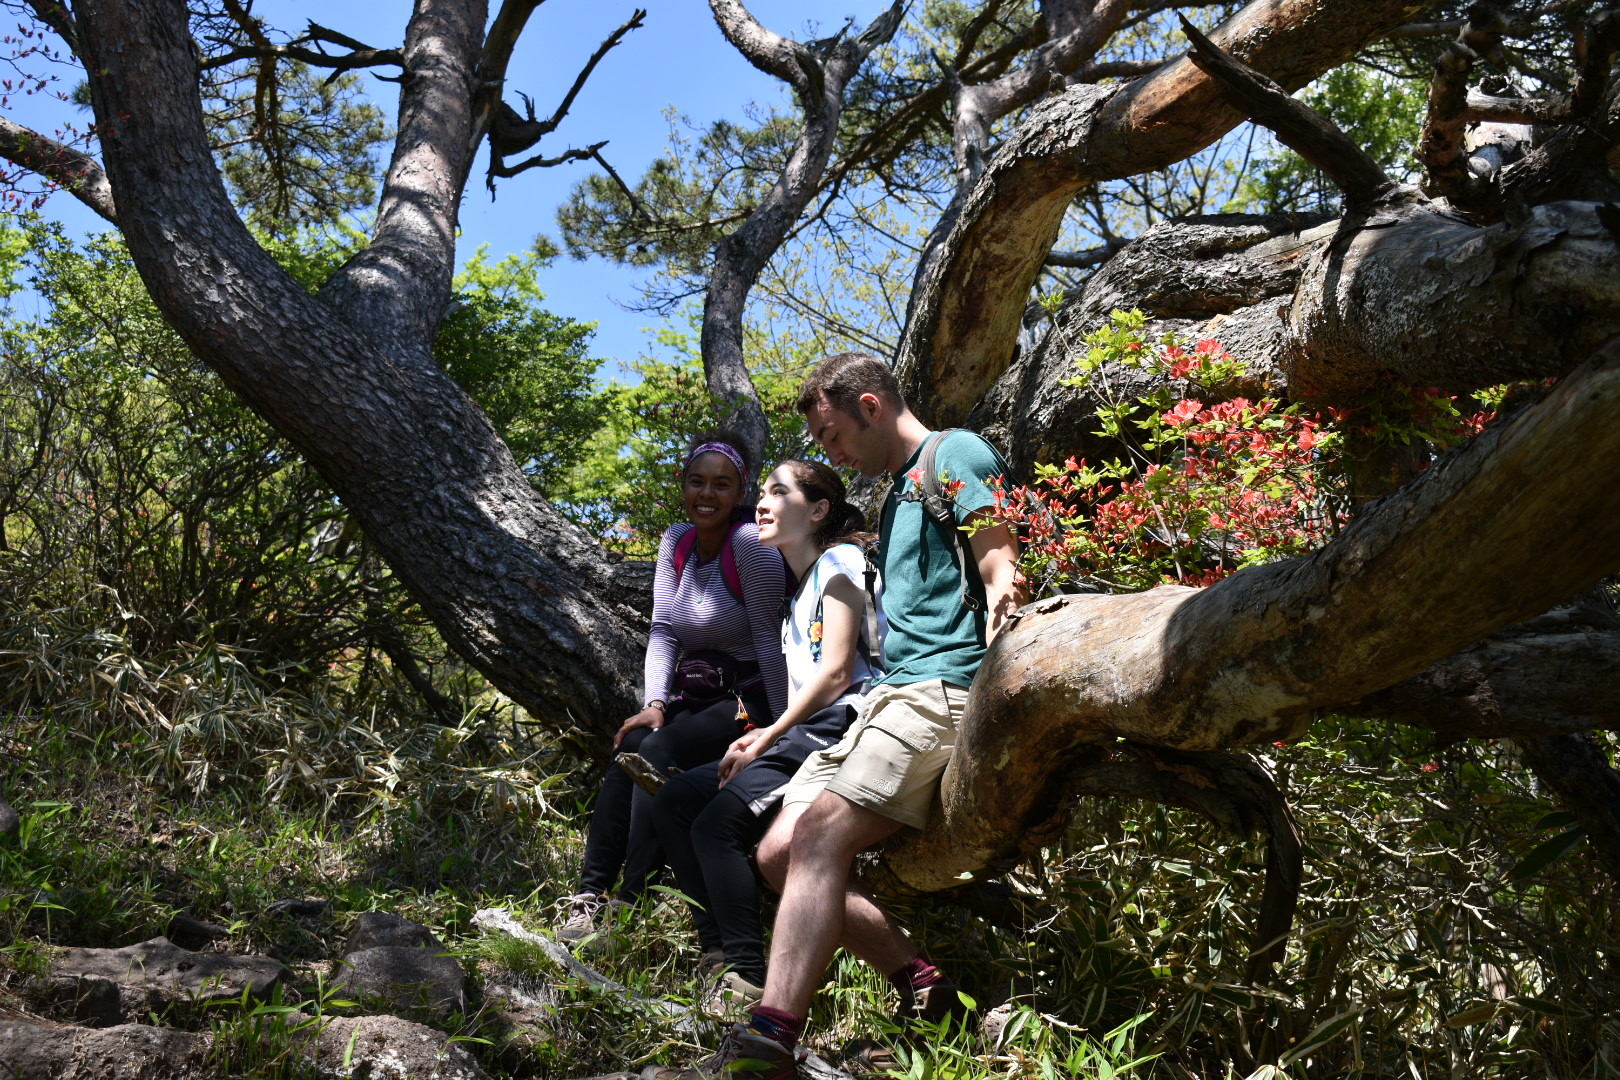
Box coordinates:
[614,704,665,750]
[717,728,769,787]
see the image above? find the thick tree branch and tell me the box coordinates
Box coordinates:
[700,0,903,464]
[1498,77,1620,206]
[25,0,78,55]
[948,0,1133,189]
[72,0,648,746]
[1418,4,1512,206]
[895,0,1437,429]
[318,0,487,363]
[1180,14,1398,211]
[1043,238,1124,268]
[882,331,1620,889]
[708,0,814,96]
[0,116,115,222]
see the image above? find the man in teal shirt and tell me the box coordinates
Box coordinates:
[649,354,1019,1080]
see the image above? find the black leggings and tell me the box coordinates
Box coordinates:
[654,761,774,984]
[575,693,762,901]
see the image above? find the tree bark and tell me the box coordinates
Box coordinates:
[881,333,1620,890]
[73,0,648,746]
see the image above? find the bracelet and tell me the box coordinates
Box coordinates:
[646,700,666,713]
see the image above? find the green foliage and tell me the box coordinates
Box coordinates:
[437,246,607,493]
[553,324,815,553]
[1232,66,1425,213]
[0,220,604,743]
[202,60,393,234]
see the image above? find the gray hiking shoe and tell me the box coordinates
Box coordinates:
[641,1021,799,1080]
[555,893,625,944]
[700,969,766,1018]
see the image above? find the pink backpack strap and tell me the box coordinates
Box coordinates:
[672,526,699,584]
[674,522,747,605]
[719,521,746,604]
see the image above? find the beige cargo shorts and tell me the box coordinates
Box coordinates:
[780,678,969,830]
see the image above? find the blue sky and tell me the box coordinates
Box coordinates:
[8,0,893,373]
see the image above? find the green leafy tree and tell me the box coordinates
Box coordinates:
[554,323,816,553]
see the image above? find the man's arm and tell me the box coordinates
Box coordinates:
[966,511,1020,646]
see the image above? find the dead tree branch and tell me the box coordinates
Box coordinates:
[0,117,116,222]
[201,6,405,73]
[1419,4,1513,206]
[1180,14,1398,211]
[489,138,608,178]
[485,9,645,191]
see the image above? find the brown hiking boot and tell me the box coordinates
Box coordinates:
[900,980,972,1028]
[640,1021,799,1080]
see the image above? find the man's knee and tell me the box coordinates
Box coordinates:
[789,791,893,866]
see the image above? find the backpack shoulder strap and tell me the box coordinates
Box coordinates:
[672,525,699,584]
[719,520,747,605]
[914,429,983,613]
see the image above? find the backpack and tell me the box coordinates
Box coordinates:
[672,520,796,606]
[891,429,984,613]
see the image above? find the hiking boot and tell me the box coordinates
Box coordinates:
[555,893,625,944]
[640,1021,799,1080]
[898,979,972,1030]
[617,752,680,795]
[700,969,766,1018]
[696,949,727,979]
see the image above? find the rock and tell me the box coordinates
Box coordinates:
[294,1013,493,1080]
[334,945,466,1022]
[0,797,19,844]
[478,962,558,1066]
[0,1015,210,1080]
[347,911,443,953]
[44,936,287,1024]
[166,914,230,951]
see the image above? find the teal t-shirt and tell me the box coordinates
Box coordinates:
[874,429,1010,688]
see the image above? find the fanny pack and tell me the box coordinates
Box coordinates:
[673,650,762,705]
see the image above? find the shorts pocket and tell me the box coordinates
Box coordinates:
[866,713,941,754]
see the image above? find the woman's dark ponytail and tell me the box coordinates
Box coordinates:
[781,460,876,550]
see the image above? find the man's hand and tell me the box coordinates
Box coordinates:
[718,728,769,787]
[614,704,665,750]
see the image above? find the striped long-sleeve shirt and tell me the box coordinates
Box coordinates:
[643,521,790,721]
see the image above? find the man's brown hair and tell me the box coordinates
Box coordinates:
[795,352,905,423]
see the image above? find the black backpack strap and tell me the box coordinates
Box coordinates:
[911,429,983,613]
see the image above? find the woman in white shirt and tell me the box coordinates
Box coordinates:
[653,459,884,1009]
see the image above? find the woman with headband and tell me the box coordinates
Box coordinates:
[557,430,790,944]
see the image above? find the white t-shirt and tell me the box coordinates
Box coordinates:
[782,544,887,708]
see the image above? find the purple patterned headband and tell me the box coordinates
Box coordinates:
[685,441,748,485]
